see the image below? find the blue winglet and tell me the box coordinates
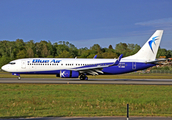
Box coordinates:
[112,54,123,66]
[93,55,97,59]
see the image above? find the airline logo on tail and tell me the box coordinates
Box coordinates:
[148,36,158,53]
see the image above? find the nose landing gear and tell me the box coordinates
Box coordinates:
[12,73,21,80]
[17,76,21,80]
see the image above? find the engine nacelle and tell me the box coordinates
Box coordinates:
[60,70,79,78]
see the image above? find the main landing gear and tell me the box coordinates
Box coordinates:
[80,74,88,80]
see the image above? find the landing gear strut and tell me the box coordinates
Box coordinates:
[80,74,88,80]
[12,73,21,80]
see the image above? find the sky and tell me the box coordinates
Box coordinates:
[0,0,172,49]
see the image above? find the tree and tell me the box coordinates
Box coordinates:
[115,42,129,57]
[35,42,42,57]
[78,47,89,58]
[157,48,171,58]
[68,43,78,58]
[0,56,11,68]
[90,44,101,54]
[129,44,141,56]
[41,44,50,57]
[16,50,27,59]
[0,39,171,63]
[47,41,54,57]
[56,50,72,58]
[16,39,25,51]
[102,52,118,58]
[108,45,113,49]
[27,48,34,58]
[167,50,172,58]
[26,40,35,58]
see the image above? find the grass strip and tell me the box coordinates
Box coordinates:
[0,84,172,118]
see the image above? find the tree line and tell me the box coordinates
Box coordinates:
[0,39,172,68]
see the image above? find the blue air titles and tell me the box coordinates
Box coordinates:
[32,59,61,63]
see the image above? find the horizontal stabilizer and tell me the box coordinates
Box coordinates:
[146,58,167,64]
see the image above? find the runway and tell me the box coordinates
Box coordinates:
[1,78,172,85]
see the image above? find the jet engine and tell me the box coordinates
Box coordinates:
[59,70,79,78]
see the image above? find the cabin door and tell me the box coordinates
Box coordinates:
[21,60,26,69]
[132,62,136,70]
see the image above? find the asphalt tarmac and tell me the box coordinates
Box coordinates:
[0,78,172,85]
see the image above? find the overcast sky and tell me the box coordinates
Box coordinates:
[0,0,172,49]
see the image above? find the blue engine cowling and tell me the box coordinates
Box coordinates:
[60,70,79,78]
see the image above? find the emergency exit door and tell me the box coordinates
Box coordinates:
[132,62,136,70]
[21,60,26,69]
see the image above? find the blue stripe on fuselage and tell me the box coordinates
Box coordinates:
[103,62,155,74]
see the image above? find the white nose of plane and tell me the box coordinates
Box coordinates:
[1,65,8,71]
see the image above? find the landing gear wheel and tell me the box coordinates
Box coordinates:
[80,75,85,80]
[17,76,21,80]
[80,74,88,80]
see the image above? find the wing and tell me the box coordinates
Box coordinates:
[69,54,123,75]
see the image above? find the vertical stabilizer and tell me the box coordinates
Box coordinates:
[124,30,163,61]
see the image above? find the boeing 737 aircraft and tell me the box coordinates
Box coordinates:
[1,30,164,80]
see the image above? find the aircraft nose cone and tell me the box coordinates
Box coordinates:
[1,65,7,71]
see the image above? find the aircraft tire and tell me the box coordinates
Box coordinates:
[18,76,21,80]
[80,75,84,80]
[80,74,88,80]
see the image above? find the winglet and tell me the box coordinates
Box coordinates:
[110,54,123,66]
[93,55,97,59]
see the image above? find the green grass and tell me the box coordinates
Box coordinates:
[0,84,172,118]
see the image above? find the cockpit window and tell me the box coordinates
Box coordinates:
[8,62,16,65]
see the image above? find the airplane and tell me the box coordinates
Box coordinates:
[1,30,164,80]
